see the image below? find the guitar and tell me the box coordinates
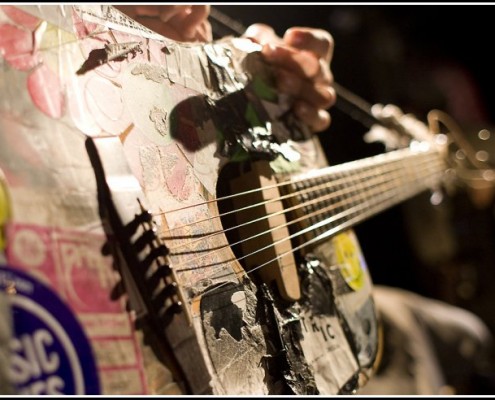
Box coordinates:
[0,4,487,396]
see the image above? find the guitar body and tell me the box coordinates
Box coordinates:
[0,5,379,395]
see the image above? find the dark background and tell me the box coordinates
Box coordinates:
[212,5,495,341]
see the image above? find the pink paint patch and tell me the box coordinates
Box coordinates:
[6,223,123,314]
[27,64,64,119]
[1,5,40,30]
[166,154,192,201]
[0,23,40,71]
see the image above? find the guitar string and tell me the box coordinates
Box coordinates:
[241,163,440,277]
[157,147,439,241]
[167,154,444,274]
[180,158,445,313]
[164,164,407,256]
[159,150,412,243]
[166,159,442,290]
[173,157,444,277]
[160,149,442,252]
[167,160,413,258]
[171,155,446,264]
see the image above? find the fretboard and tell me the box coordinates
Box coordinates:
[285,145,447,246]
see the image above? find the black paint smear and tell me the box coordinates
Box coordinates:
[200,279,287,393]
[168,89,281,161]
[77,48,108,75]
[299,258,337,317]
[76,43,141,75]
[200,282,244,341]
[339,373,360,395]
[168,97,205,152]
[260,283,319,395]
[199,278,319,394]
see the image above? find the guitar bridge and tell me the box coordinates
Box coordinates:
[228,160,301,302]
[121,203,185,327]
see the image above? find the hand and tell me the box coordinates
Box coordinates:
[114,5,212,42]
[244,24,336,133]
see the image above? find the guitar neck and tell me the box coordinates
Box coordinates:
[284,145,447,246]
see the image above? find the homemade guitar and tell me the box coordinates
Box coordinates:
[0,4,486,396]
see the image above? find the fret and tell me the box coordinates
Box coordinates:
[286,146,446,246]
[340,168,358,230]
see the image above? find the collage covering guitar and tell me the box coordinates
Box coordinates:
[0,4,483,395]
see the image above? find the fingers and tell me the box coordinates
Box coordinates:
[262,44,325,82]
[294,101,332,133]
[278,28,335,132]
[245,23,319,81]
[185,6,211,37]
[278,69,335,132]
[244,23,335,132]
[283,27,334,64]
[194,19,213,43]
[277,69,336,111]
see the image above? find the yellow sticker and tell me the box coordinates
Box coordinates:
[333,231,365,291]
[0,175,10,251]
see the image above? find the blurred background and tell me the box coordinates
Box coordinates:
[211,4,495,393]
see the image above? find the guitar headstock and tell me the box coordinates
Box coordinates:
[363,104,495,207]
[427,110,495,208]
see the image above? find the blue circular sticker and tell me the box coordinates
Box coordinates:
[0,265,100,395]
